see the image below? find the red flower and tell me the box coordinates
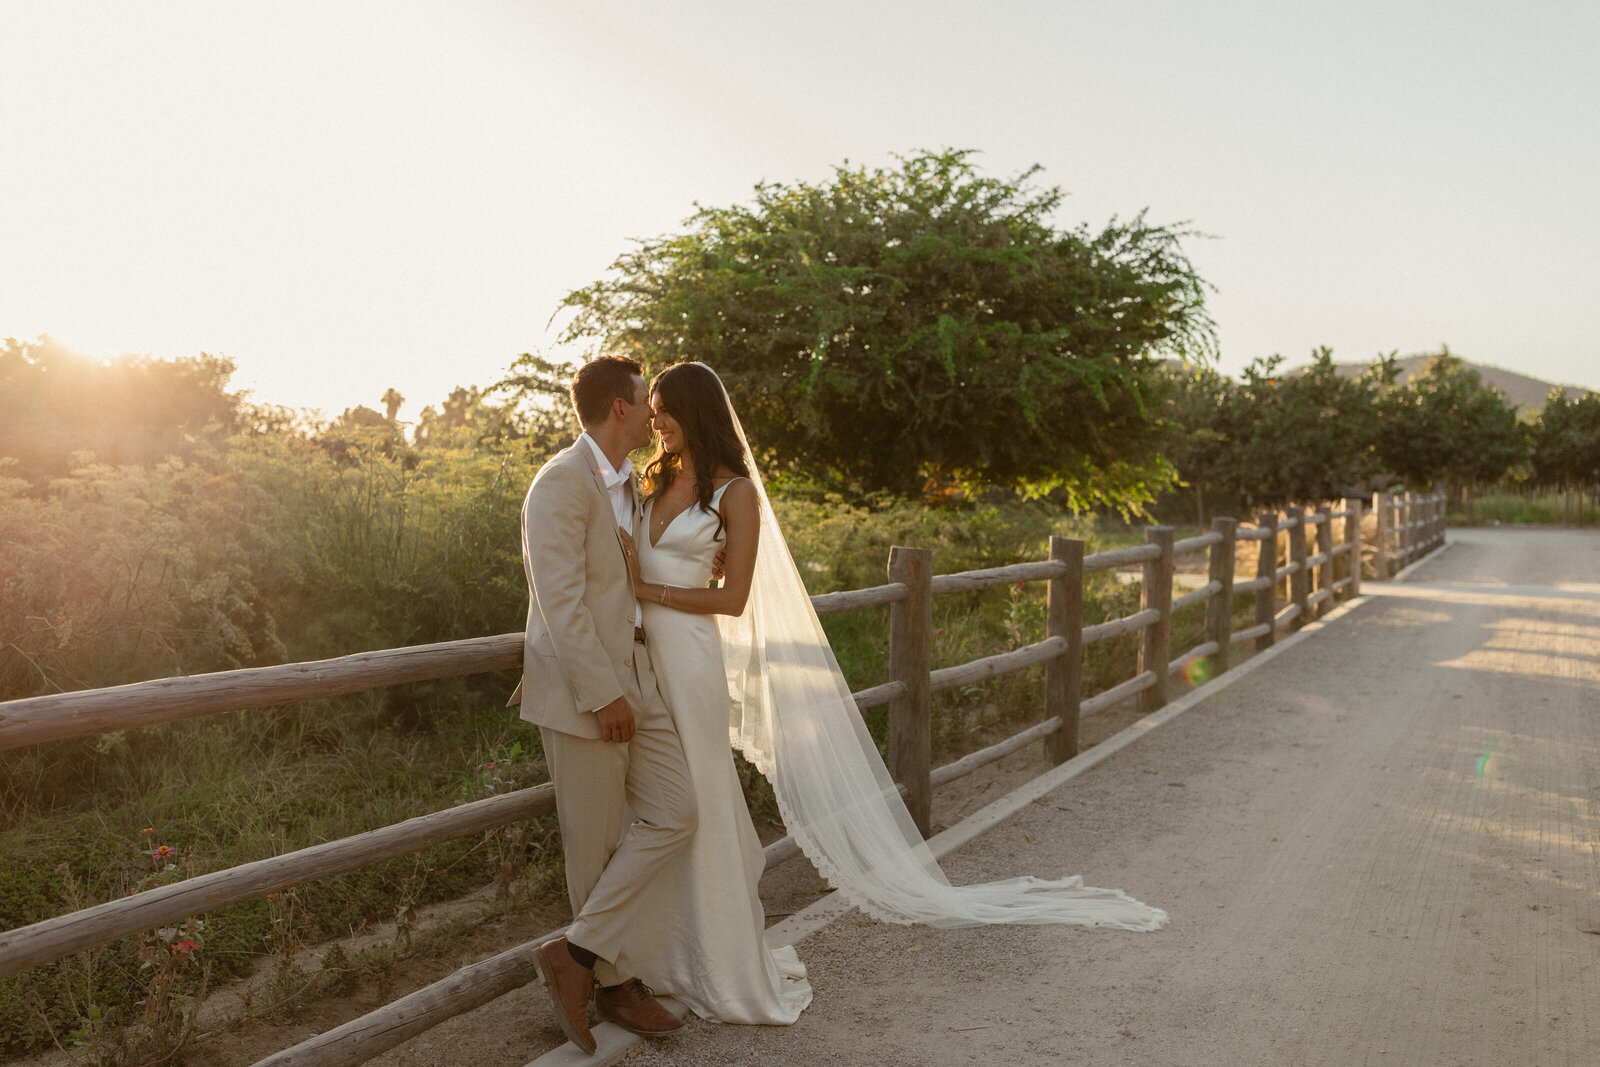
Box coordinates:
[172,938,199,955]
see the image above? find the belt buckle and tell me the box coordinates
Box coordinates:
[634,625,647,644]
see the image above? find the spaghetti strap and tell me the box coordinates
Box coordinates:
[710,477,749,506]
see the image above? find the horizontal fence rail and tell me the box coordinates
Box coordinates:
[0,489,1448,1066]
[0,634,526,751]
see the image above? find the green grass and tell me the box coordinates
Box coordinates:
[0,684,557,1056]
[1447,489,1600,526]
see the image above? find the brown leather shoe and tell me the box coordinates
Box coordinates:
[594,978,686,1038]
[532,937,596,1054]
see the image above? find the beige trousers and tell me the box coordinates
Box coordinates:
[539,640,696,987]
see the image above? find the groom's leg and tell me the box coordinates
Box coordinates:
[565,651,695,985]
[539,725,628,968]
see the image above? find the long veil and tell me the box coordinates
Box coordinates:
[703,364,1167,931]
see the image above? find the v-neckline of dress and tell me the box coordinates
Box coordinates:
[648,500,689,549]
[648,480,733,549]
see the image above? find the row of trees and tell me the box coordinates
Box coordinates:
[1161,348,1598,524]
[1157,348,1556,523]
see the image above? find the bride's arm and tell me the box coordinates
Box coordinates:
[628,479,759,616]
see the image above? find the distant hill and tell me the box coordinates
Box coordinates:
[1312,354,1590,412]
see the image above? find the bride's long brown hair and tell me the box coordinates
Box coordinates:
[641,363,750,542]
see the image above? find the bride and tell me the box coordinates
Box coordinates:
[613,360,813,1024]
[613,362,1165,1024]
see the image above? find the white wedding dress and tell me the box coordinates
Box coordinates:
[617,481,813,1024]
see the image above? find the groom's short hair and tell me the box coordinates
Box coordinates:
[570,356,644,427]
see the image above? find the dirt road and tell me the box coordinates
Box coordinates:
[617,527,1600,1067]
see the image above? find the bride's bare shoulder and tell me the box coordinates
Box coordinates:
[713,475,758,509]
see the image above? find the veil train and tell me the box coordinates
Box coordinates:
[702,364,1167,931]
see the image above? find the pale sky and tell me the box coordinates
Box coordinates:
[3,1,1595,422]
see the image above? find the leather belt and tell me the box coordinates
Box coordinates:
[634,625,647,644]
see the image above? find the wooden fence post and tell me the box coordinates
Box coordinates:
[1373,492,1390,579]
[1417,491,1425,556]
[1255,511,1278,650]
[1398,491,1408,567]
[1408,489,1420,559]
[1344,496,1363,598]
[1404,491,1415,563]
[1205,517,1237,673]
[1139,526,1175,714]
[1315,507,1334,617]
[888,545,933,837]
[1287,505,1309,627]
[1044,536,1083,765]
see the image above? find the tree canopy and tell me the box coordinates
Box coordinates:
[1160,348,1392,519]
[1375,352,1525,491]
[1530,388,1600,491]
[1159,347,1542,521]
[559,150,1215,508]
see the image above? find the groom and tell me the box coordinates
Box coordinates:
[515,355,696,1053]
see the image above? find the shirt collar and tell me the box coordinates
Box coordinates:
[578,431,633,490]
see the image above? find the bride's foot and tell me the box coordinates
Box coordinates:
[594,978,686,1038]
[533,936,596,1054]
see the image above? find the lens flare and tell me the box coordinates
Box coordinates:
[1181,656,1214,688]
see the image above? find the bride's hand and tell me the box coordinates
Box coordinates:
[617,526,644,593]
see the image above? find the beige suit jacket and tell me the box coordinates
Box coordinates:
[516,440,645,740]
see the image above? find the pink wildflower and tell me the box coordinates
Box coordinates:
[139,827,156,836]
[151,844,176,860]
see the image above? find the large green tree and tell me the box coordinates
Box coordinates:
[560,150,1215,507]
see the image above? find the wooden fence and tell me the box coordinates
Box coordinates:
[0,490,1445,1066]
[1371,487,1448,578]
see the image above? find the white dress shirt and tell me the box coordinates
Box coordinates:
[579,432,642,627]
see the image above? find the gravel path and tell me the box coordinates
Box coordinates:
[609,527,1600,1067]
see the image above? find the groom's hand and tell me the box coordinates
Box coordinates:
[594,696,637,743]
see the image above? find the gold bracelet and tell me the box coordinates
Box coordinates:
[659,585,668,607]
